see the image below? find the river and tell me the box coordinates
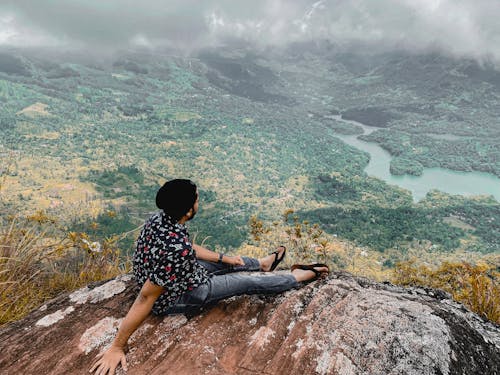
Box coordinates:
[328,116,500,202]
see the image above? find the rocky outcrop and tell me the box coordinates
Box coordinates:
[1,271,499,375]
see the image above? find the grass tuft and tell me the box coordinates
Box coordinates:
[0,213,129,326]
[392,260,500,324]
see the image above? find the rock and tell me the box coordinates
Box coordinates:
[1,271,499,375]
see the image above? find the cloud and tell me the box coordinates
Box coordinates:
[0,0,499,62]
[0,10,61,47]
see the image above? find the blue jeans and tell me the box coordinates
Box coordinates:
[163,256,299,315]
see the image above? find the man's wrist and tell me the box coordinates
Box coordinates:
[110,340,127,351]
[218,253,224,264]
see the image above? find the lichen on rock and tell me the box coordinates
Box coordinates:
[79,317,123,354]
[249,326,275,348]
[69,274,132,304]
[35,306,75,327]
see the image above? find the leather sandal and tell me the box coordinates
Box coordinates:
[291,263,329,279]
[269,246,287,271]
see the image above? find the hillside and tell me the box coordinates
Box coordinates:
[0,47,498,286]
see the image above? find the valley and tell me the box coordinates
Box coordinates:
[0,45,498,264]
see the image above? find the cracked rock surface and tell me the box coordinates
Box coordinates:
[1,271,499,374]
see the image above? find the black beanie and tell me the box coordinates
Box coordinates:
[156,179,197,222]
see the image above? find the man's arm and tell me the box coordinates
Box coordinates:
[90,279,164,375]
[192,243,244,266]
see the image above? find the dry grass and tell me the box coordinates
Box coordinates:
[247,211,342,268]
[245,210,379,276]
[0,212,129,326]
[245,210,400,282]
[246,210,500,325]
[392,260,500,324]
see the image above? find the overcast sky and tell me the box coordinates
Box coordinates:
[1,0,499,62]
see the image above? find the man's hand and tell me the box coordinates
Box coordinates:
[225,255,245,266]
[90,346,127,375]
[88,280,163,374]
[192,243,245,266]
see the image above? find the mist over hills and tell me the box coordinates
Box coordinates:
[0,44,498,259]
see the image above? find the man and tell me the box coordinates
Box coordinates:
[91,179,328,375]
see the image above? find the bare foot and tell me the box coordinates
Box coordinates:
[259,246,286,272]
[291,266,329,282]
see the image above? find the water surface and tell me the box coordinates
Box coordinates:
[330,116,500,202]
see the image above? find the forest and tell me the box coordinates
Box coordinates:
[0,47,498,257]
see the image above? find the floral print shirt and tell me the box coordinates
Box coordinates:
[133,211,209,314]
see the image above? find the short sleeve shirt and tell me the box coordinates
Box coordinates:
[133,211,209,314]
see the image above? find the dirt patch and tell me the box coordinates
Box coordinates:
[17,102,52,118]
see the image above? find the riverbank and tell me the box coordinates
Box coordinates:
[327,115,500,202]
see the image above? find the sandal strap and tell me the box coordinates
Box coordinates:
[269,246,286,271]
